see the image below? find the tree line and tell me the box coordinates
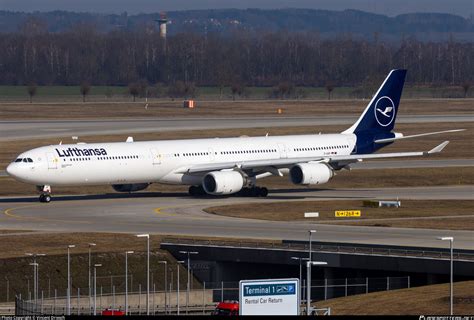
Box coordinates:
[0,25,472,90]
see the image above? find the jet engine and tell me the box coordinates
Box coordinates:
[202,171,244,195]
[112,183,150,192]
[290,163,333,185]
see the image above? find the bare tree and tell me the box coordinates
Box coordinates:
[27,83,37,103]
[128,82,140,102]
[325,83,334,100]
[80,82,91,102]
[231,81,245,101]
[462,82,470,98]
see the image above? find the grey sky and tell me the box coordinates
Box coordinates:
[0,0,473,17]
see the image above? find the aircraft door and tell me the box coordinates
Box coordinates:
[46,152,58,169]
[150,149,161,165]
[208,148,215,161]
[278,143,288,159]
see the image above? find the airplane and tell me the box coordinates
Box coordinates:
[6,69,464,203]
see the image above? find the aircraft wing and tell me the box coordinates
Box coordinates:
[178,141,449,174]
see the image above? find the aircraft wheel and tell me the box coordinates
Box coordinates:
[188,186,198,196]
[259,187,268,197]
[43,194,52,203]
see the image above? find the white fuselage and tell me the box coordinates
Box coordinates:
[7,133,356,186]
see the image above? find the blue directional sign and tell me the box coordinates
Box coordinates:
[239,278,300,315]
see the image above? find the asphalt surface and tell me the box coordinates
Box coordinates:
[1,114,471,141]
[1,186,473,250]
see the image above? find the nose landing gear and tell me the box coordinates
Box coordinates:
[37,185,52,203]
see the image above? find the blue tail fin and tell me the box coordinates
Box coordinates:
[343,69,407,154]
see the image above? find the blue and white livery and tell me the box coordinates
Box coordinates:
[6,70,462,202]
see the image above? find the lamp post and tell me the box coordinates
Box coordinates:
[291,257,309,302]
[179,251,199,314]
[88,243,96,311]
[67,245,75,315]
[25,253,46,304]
[28,262,38,308]
[158,261,168,314]
[93,264,102,316]
[176,261,185,315]
[136,234,150,315]
[307,230,316,312]
[125,251,134,315]
[306,261,327,316]
[438,236,454,315]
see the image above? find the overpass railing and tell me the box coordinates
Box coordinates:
[161,237,474,261]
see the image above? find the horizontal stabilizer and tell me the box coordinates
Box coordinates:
[427,141,449,154]
[374,129,464,144]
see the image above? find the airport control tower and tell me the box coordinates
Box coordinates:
[156,12,168,39]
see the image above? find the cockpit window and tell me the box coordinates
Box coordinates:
[15,158,23,162]
[23,158,28,162]
[27,158,33,163]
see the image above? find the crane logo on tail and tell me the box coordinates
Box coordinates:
[374,96,396,127]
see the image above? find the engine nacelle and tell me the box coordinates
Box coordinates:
[290,163,333,185]
[112,183,150,192]
[202,171,244,195]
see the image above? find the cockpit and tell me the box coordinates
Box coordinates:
[14,158,33,163]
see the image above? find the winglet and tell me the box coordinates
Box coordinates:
[427,141,449,154]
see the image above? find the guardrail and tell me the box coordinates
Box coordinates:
[161,238,474,261]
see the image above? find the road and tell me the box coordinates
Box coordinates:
[1,114,471,141]
[1,186,472,250]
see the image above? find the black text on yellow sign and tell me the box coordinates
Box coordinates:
[335,210,361,217]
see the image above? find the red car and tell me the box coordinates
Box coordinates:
[212,301,239,316]
[101,308,125,316]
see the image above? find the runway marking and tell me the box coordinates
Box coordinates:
[3,204,94,224]
[153,200,241,220]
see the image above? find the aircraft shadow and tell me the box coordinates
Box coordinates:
[0,188,370,203]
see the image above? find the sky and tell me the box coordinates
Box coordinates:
[0,0,473,17]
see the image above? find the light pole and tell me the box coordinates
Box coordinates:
[307,230,316,311]
[176,261,185,315]
[93,264,102,316]
[136,234,150,315]
[26,253,46,304]
[88,243,96,311]
[306,261,327,316]
[438,236,454,315]
[291,257,309,302]
[67,244,75,316]
[28,262,38,307]
[125,251,134,315]
[158,261,168,314]
[179,251,199,314]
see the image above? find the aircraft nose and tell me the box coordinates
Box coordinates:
[6,163,20,178]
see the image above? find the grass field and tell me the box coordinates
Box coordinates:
[0,232,200,301]
[0,98,472,120]
[320,280,474,315]
[204,200,474,230]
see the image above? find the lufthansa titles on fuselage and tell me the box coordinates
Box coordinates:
[55,147,107,157]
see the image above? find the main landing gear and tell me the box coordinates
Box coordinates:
[188,185,268,197]
[37,185,52,203]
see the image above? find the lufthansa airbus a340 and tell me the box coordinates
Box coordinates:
[6,70,463,202]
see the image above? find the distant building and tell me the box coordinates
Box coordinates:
[156,12,168,39]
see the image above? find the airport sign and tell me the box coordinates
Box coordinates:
[335,210,361,217]
[239,278,299,315]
